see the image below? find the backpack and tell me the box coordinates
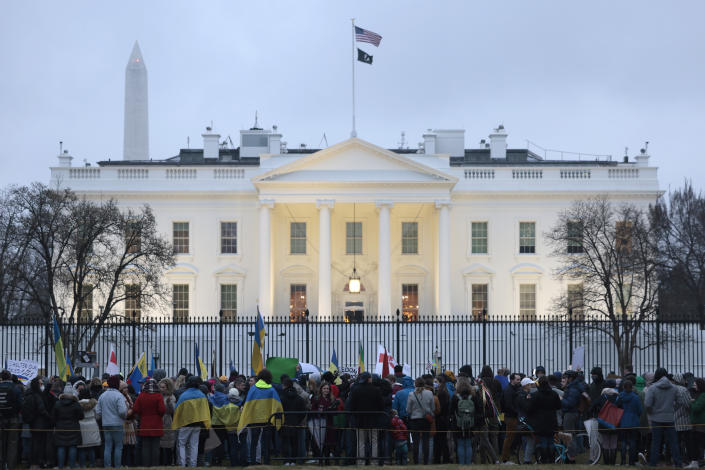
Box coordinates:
[456,395,475,431]
[0,382,19,418]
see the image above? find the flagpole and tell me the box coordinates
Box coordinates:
[351,18,357,138]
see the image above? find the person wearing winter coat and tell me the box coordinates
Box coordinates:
[392,376,415,423]
[390,409,409,465]
[279,378,308,465]
[644,368,687,467]
[499,373,522,463]
[687,378,705,468]
[594,379,619,465]
[560,370,586,463]
[311,382,344,460]
[95,375,128,468]
[158,378,177,465]
[22,376,51,470]
[449,381,478,465]
[616,380,642,466]
[433,375,452,464]
[406,377,434,465]
[51,384,85,469]
[131,379,166,467]
[349,372,385,465]
[527,376,561,464]
[77,389,101,468]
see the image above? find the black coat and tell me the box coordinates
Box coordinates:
[22,390,51,429]
[280,387,308,428]
[502,384,519,418]
[348,382,384,428]
[51,395,84,447]
[526,388,561,436]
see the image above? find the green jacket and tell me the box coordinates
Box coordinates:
[690,392,705,427]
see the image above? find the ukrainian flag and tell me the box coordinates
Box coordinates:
[329,347,339,374]
[53,316,70,381]
[195,343,208,380]
[358,340,365,373]
[127,352,148,393]
[236,380,283,435]
[172,387,211,429]
[251,308,266,376]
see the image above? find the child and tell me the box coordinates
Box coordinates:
[391,409,409,465]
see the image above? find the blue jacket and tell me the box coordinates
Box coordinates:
[209,391,229,408]
[561,379,586,412]
[446,381,455,399]
[392,376,415,419]
[616,391,642,428]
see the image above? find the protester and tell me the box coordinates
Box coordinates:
[132,379,166,467]
[406,376,434,465]
[158,377,177,465]
[0,370,22,470]
[280,377,308,465]
[645,367,686,467]
[96,375,127,468]
[527,376,561,464]
[118,381,137,467]
[172,376,211,467]
[687,378,705,468]
[236,369,282,465]
[77,388,101,468]
[560,369,586,464]
[52,384,84,469]
[616,379,642,466]
[499,372,522,463]
[22,376,50,470]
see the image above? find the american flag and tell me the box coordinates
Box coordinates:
[355,26,382,47]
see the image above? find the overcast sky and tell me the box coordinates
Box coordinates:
[1,1,704,192]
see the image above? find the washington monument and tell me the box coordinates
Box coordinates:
[123,41,149,160]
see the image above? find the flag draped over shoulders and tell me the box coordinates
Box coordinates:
[172,387,211,429]
[237,380,283,435]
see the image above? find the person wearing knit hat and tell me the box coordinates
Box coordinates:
[52,382,84,468]
[96,376,128,467]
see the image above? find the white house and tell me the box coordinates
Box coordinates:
[50,123,660,322]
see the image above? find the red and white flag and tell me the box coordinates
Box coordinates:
[374,344,395,376]
[105,344,119,375]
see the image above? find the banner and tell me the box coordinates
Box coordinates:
[373,344,396,376]
[572,346,585,371]
[6,359,39,383]
[265,357,299,384]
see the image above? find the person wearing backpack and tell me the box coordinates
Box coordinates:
[23,377,51,470]
[0,369,23,470]
[450,381,476,464]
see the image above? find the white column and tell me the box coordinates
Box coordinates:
[316,200,335,318]
[376,201,393,317]
[436,201,451,316]
[258,200,274,317]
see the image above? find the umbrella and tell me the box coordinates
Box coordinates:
[299,362,323,374]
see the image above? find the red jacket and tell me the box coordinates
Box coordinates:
[132,391,166,437]
[391,416,408,441]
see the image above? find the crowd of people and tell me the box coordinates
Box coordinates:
[1,363,704,468]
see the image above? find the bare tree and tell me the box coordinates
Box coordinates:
[546,196,660,371]
[11,183,174,366]
[651,182,705,325]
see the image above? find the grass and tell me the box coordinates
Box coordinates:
[117,466,619,469]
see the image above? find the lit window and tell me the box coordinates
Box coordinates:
[290,222,306,255]
[471,284,488,320]
[289,284,307,322]
[519,222,536,254]
[401,284,419,321]
[402,222,418,254]
[220,222,237,254]
[471,222,488,254]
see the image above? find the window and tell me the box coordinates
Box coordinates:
[78,284,93,322]
[519,222,536,254]
[401,222,418,254]
[567,284,584,319]
[471,222,488,254]
[346,222,362,255]
[471,283,488,320]
[220,284,237,322]
[567,221,584,254]
[125,284,141,321]
[125,221,141,254]
[519,284,537,319]
[290,222,306,255]
[173,284,189,322]
[616,221,633,254]
[401,284,419,321]
[173,222,189,254]
[289,284,307,322]
[220,222,237,254]
[344,301,364,323]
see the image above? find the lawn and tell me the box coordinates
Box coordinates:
[125,466,621,469]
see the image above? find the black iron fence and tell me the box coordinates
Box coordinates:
[2,315,704,378]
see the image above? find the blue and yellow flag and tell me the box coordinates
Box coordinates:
[358,341,365,373]
[329,348,339,374]
[127,352,148,394]
[172,387,211,429]
[237,380,283,434]
[251,308,266,376]
[195,343,208,381]
[53,315,70,381]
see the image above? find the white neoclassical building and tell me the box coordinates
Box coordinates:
[50,123,660,322]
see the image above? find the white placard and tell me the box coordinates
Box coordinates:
[572,346,585,372]
[7,359,40,383]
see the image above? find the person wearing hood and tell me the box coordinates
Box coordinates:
[587,366,605,417]
[132,379,166,467]
[279,378,308,466]
[96,375,128,468]
[77,388,101,467]
[644,367,686,467]
[236,369,282,465]
[687,378,705,469]
[616,379,642,465]
[478,365,502,460]
[22,376,50,470]
[51,384,84,468]
[209,386,243,466]
[595,378,619,465]
[349,371,385,465]
[393,376,415,424]
[560,370,586,463]
[158,378,177,465]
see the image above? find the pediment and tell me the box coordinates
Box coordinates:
[253,138,457,185]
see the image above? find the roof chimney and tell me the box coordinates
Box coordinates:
[489,124,508,160]
[635,141,650,167]
[58,149,73,167]
[202,126,220,159]
[422,130,437,155]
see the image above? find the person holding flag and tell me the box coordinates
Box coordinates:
[237,368,282,465]
[172,376,211,467]
[127,353,148,394]
[194,344,208,381]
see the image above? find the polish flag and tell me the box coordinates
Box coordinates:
[105,344,119,375]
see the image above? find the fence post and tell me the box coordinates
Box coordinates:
[218,310,224,377]
[131,310,137,367]
[396,308,401,364]
[568,309,574,365]
[482,308,487,367]
[305,309,310,363]
[45,317,50,375]
[656,308,661,369]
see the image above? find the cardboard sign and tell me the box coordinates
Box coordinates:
[7,359,40,383]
